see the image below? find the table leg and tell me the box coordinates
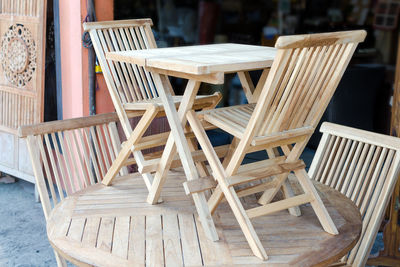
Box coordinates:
[237,69,269,104]
[147,73,219,241]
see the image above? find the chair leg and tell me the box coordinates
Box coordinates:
[187,137,210,177]
[34,184,40,202]
[54,251,67,267]
[207,138,246,214]
[282,180,302,216]
[208,185,224,214]
[102,106,158,187]
[294,168,338,235]
[257,173,301,216]
[147,133,178,204]
[206,138,240,214]
[187,110,268,260]
[224,186,268,260]
[259,147,301,216]
[257,173,289,205]
[279,144,302,216]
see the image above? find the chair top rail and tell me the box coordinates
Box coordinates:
[18,112,120,138]
[252,29,366,137]
[320,122,400,151]
[83,18,153,31]
[275,30,367,49]
[85,18,160,110]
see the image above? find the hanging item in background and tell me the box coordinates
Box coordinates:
[198,1,220,44]
[95,59,102,74]
[373,0,400,30]
[261,26,278,46]
[82,0,96,115]
[349,0,371,25]
[278,0,290,34]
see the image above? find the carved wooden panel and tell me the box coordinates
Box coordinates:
[0,0,46,134]
[0,0,46,189]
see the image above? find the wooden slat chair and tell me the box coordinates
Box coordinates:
[19,113,130,267]
[82,19,221,189]
[309,122,400,267]
[185,30,367,260]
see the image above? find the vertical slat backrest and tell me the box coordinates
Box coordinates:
[0,0,40,16]
[309,122,400,267]
[84,19,159,108]
[21,114,126,221]
[249,31,366,138]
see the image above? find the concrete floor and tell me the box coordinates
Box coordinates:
[0,179,56,266]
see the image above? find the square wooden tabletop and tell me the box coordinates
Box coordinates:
[106,43,276,75]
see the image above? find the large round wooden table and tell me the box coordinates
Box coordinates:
[47,169,361,267]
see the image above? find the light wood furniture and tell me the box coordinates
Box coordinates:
[310,122,400,267]
[106,41,277,242]
[83,19,222,241]
[19,113,361,266]
[19,112,129,267]
[367,32,400,266]
[45,169,361,267]
[0,0,47,191]
[183,30,366,260]
[83,19,221,188]
[0,0,46,134]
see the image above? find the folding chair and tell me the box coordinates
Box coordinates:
[19,113,129,267]
[82,19,221,189]
[309,122,400,267]
[185,30,366,260]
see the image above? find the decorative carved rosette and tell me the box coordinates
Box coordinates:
[0,24,36,88]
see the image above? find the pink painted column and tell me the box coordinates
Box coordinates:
[59,0,84,119]
[58,0,114,118]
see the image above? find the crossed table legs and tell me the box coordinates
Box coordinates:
[102,69,300,243]
[146,73,219,241]
[102,71,219,241]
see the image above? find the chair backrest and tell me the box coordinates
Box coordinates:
[249,30,366,138]
[83,19,160,109]
[19,113,127,221]
[309,122,400,267]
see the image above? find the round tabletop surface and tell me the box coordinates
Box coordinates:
[47,170,361,267]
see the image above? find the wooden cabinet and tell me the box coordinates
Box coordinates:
[0,0,47,185]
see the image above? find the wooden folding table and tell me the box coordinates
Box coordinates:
[106,43,276,241]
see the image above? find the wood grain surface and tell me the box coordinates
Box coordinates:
[106,43,276,76]
[47,170,361,267]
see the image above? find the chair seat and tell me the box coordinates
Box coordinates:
[201,103,255,138]
[201,103,314,144]
[124,94,221,110]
